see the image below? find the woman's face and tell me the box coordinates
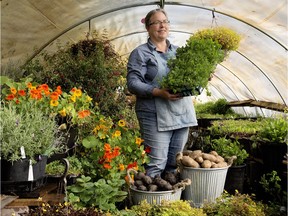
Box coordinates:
[147,11,170,42]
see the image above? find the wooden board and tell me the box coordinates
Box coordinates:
[3,183,65,207]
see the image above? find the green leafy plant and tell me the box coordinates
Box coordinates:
[0,104,64,163]
[211,137,249,166]
[23,32,128,119]
[67,174,127,213]
[45,155,84,176]
[20,202,106,216]
[194,98,242,118]
[160,27,241,95]
[255,115,288,144]
[128,199,206,216]
[260,171,287,206]
[160,37,225,94]
[202,191,266,216]
[208,119,263,138]
[193,26,241,51]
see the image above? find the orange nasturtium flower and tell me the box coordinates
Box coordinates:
[10,87,17,95]
[135,137,144,146]
[118,119,126,127]
[6,94,15,100]
[103,163,112,169]
[104,143,111,152]
[27,82,33,89]
[50,92,59,101]
[78,110,91,119]
[18,89,26,96]
[55,86,62,95]
[38,84,49,92]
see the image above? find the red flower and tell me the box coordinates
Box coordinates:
[6,94,15,100]
[145,146,151,153]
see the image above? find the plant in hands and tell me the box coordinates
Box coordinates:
[160,27,241,95]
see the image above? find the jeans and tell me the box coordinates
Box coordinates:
[136,111,189,177]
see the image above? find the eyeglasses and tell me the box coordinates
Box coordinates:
[149,20,170,26]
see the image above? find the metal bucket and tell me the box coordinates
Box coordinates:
[129,187,183,205]
[180,166,229,208]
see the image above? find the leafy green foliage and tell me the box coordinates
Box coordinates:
[256,115,288,143]
[202,191,266,216]
[45,155,84,175]
[161,37,225,94]
[193,27,241,51]
[260,171,287,206]
[208,119,263,138]
[0,104,64,162]
[211,137,249,166]
[23,33,128,119]
[67,174,127,212]
[128,200,206,216]
[195,98,242,118]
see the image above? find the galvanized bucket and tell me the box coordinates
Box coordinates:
[180,166,229,208]
[129,186,183,205]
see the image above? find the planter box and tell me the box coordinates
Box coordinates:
[1,155,47,182]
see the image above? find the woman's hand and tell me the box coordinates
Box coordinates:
[152,88,182,100]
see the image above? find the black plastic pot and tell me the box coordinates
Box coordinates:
[1,155,48,182]
[224,164,247,194]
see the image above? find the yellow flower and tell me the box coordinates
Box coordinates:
[70,95,76,102]
[119,164,125,171]
[113,130,121,137]
[86,95,93,102]
[50,100,59,107]
[73,89,82,97]
[59,108,67,117]
[118,119,126,127]
[135,137,144,146]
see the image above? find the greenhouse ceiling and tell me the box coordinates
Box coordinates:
[1,0,287,116]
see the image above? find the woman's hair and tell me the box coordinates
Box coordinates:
[144,8,168,29]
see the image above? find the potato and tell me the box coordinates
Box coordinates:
[142,175,153,185]
[209,151,218,156]
[215,155,225,163]
[202,153,217,162]
[212,161,228,168]
[148,184,158,192]
[195,156,204,164]
[201,160,212,168]
[189,150,203,159]
[181,156,200,168]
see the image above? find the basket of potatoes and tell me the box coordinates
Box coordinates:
[176,150,236,208]
[127,168,191,205]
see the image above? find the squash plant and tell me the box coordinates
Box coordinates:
[160,27,241,95]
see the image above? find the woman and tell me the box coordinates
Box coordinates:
[127,8,198,177]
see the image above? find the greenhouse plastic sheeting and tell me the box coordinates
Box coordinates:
[1,0,287,116]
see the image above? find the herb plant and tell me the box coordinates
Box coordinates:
[0,104,64,163]
[211,137,249,166]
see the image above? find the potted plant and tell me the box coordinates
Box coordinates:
[160,27,241,95]
[0,104,65,183]
[211,137,249,194]
[252,114,288,174]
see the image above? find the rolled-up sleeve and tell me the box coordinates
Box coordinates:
[127,47,155,98]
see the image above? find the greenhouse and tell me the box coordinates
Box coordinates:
[1,0,287,215]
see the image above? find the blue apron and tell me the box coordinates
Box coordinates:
[152,50,198,131]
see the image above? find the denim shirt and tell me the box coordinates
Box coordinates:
[127,38,197,130]
[127,38,177,112]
